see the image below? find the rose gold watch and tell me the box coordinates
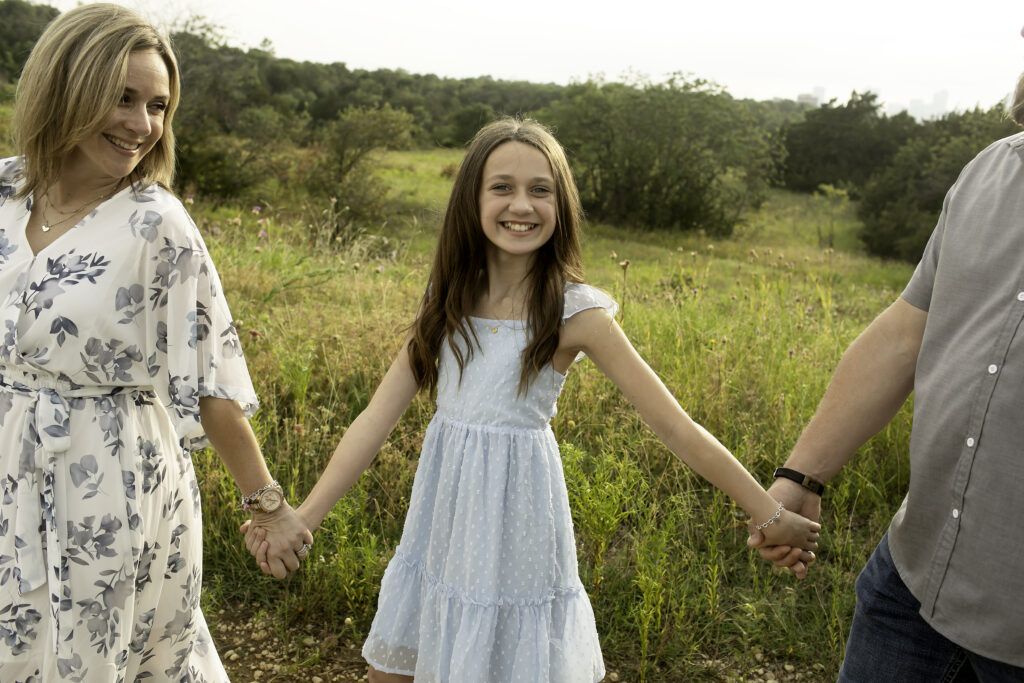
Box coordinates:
[242,481,285,513]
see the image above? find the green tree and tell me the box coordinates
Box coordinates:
[0,0,58,81]
[858,105,1019,261]
[781,92,919,194]
[541,76,778,235]
[306,104,415,239]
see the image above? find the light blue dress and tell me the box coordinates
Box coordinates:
[363,283,615,683]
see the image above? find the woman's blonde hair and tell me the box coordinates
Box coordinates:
[13,2,180,198]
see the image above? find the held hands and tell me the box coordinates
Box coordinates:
[239,503,314,579]
[746,479,822,579]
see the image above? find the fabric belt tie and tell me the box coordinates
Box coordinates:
[0,370,147,654]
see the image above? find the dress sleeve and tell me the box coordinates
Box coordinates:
[141,191,258,449]
[563,282,618,321]
[562,282,619,362]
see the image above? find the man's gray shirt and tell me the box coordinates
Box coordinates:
[894,131,1024,665]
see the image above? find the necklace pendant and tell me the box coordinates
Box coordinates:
[491,326,498,334]
[41,224,51,233]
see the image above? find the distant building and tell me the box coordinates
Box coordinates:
[797,93,819,107]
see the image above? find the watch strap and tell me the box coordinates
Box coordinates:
[773,467,825,496]
[242,480,281,510]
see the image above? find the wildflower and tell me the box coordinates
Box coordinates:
[211,225,221,235]
[353,263,361,270]
[610,251,617,260]
[689,251,697,258]
[376,265,384,273]
[248,329,261,339]
[259,229,268,239]
[788,349,795,358]
[707,244,714,252]
[184,195,194,206]
[619,259,630,271]
[251,205,261,214]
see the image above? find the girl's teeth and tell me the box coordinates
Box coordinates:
[504,222,533,232]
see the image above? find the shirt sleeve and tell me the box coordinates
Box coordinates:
[141,193,258,449]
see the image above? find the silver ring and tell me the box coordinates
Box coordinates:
[297,543,311,559]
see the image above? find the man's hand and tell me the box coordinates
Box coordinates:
[747,478,822,579]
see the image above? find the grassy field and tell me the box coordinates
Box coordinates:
[191,148,915,681]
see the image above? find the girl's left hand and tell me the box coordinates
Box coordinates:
[755,508,821,556]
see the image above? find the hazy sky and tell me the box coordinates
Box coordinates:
[45,0,1024,115]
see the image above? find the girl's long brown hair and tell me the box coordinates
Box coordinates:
[408,117,585,395]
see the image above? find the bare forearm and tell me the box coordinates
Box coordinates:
[659,416,781,524]
[300,410,394,528]
[786,298,925,481]
[199,396,274,495]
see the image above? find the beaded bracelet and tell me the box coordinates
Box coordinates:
[754,501,784,531]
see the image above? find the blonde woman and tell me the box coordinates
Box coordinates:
[0,4,312,680]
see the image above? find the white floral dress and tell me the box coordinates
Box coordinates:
[363,283,615,683]
[0,157,256,682]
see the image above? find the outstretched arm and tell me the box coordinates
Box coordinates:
[200,396,314,579]
[564,308,820,552]
[749,297,927,575]
[296,343,420,529]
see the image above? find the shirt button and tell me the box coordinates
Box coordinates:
[1018,291,1024,302]
[988,364,998,374]
[952,509,960,519]
[966,437,975,447]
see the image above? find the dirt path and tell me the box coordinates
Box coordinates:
[209,609,828,682]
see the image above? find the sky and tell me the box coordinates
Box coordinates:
[44,0,1024,117]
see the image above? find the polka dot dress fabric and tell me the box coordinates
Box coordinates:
[363,283,616,682]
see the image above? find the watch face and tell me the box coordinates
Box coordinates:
[259,488,284,512]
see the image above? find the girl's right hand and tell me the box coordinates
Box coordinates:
[757,508,821,554]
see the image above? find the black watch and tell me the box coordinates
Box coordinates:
[773,467,825,496]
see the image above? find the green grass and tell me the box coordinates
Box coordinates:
[194,149,916,681]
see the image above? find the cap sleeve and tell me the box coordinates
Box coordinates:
[563,282,618,321]
[139,188,258,449]
[563,283,619,363]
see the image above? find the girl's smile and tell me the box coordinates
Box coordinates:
[478,141,557,258]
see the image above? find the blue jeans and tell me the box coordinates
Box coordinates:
[838,535,1024,683]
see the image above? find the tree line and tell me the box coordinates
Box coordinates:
[1,0,1019,260]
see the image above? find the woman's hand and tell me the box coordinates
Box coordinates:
[240,503,313,579]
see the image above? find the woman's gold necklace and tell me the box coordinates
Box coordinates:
[40,187,117,233]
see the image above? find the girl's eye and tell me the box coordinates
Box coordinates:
[149,102,167,113]
[532,186,552,195]
[119,94,132,105]
[491,183,511,192]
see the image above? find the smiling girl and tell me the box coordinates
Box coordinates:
[248,117,820,682]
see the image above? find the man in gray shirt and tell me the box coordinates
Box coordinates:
[749,32,1024,681]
